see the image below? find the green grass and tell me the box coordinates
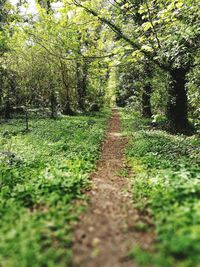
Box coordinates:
[121,110,200,267]
[0,111,109,267]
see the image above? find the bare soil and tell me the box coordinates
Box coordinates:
[72,110,154,267]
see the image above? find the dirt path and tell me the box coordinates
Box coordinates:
[72,110,153,267]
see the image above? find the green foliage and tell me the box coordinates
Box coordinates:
[1,0,200,264]
[121,109,200,266]
[0,111,109,266]
[1,0,200,131]
[187,61,200,129]
[0,1,115,116]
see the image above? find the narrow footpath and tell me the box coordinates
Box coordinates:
[72,110,153,267]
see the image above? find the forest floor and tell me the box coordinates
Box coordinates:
[1,109,199,266]
[0,112,109,266]
[72,109,154,267]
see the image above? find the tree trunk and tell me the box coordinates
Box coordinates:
[59,60,74,115]
[24,106,29,132]
[4,99,12,120]
[141,83,152,118]
[63,101,74,115]
[167,69,192,133]
[76,60,88,111]
[50,93,57,119]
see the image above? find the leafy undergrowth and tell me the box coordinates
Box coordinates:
[0,111,109,267]
[121,110,200,267]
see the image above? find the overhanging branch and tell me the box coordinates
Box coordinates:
[73,1,142,50]
[73,0,169,70]
[24,29,115,61]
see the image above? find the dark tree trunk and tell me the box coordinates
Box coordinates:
[24,106,29,132]
[4,99,12,120]
[167,69,193,133]
[76,61,88,111]
[50,93,57,119]
[141,59,153,118]
[63,101,74,115]
[141,83,152,118]
[59,60,74,115]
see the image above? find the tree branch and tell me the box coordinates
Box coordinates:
[144,0,161,49]
[72,0,169,70]
[73,1,142,50]
[24,29,115,61]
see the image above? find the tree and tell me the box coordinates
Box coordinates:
[72,0,200,132]
[0,0,113,119]
[0,0,8,54]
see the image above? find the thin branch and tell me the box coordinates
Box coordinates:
[73,1,142,50]
[73,2,159,58]
[72,0,171,71]
[144,0,161,49]
[24,29,115,61]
